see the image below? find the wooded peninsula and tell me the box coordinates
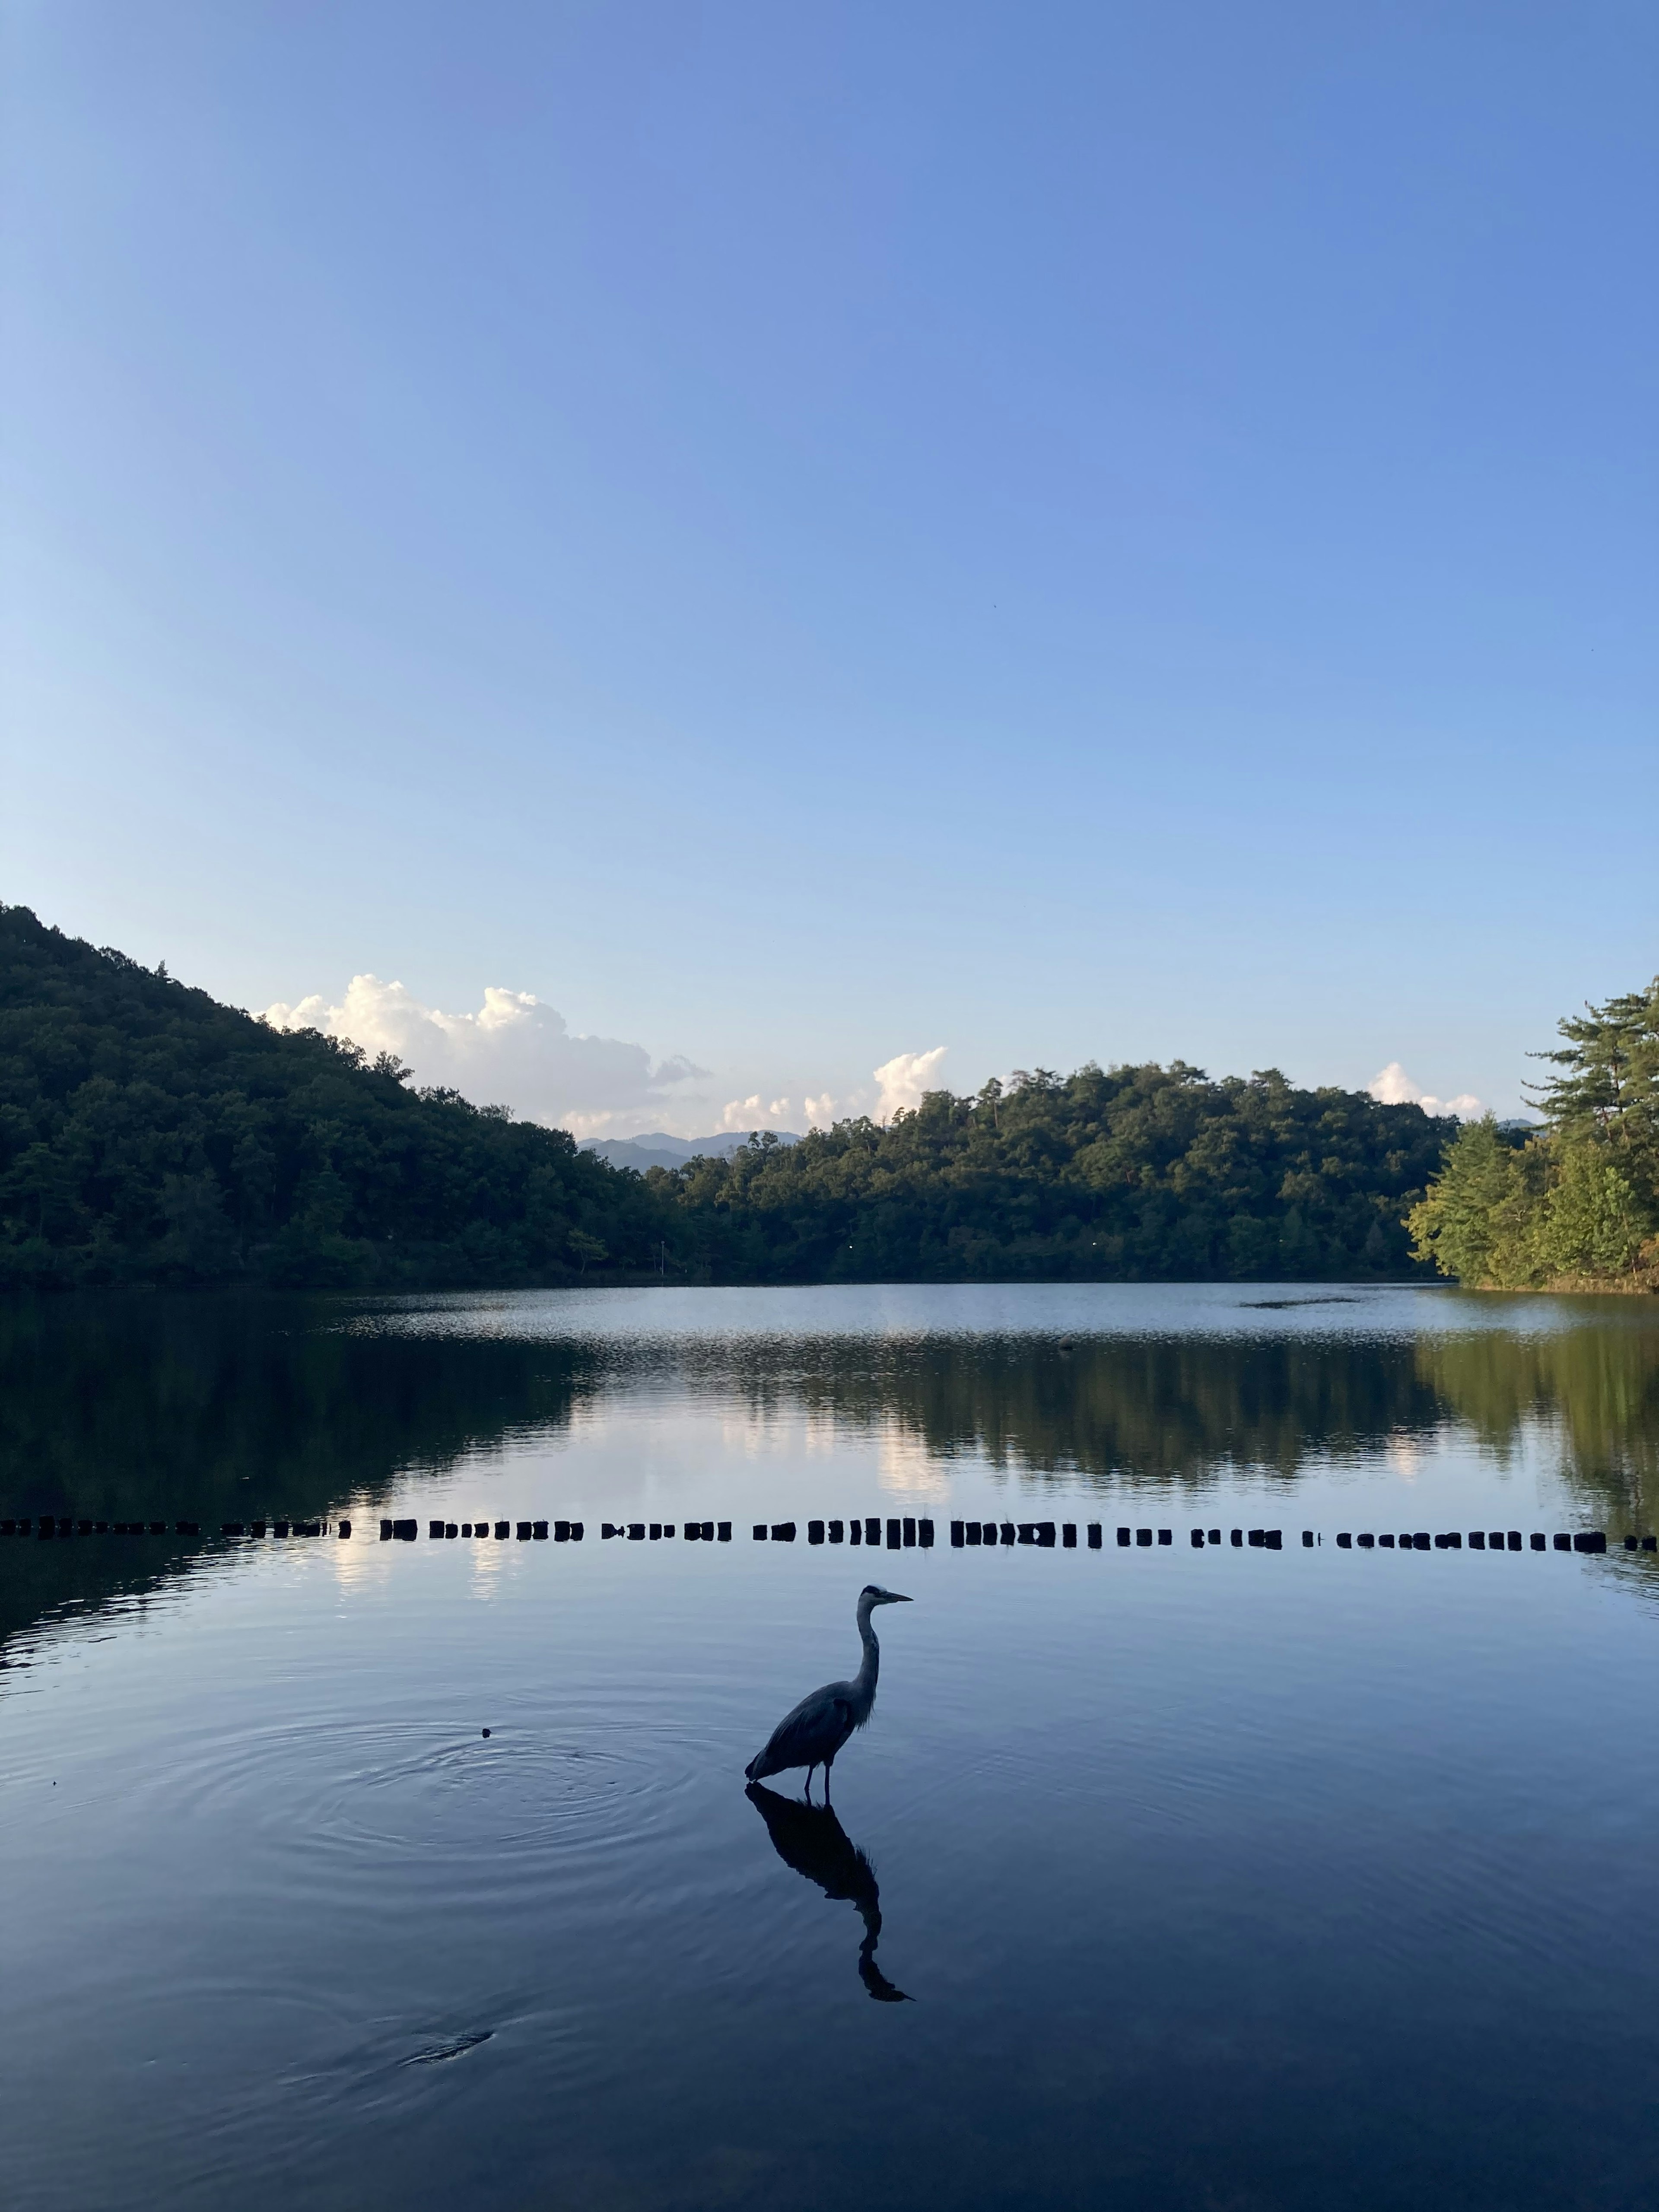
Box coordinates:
[2,904,1653,1295]
[1408,976,1659,1295]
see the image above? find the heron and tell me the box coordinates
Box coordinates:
[744,1583,912,1802]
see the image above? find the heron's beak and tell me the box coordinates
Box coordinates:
[881,1591,912,1605]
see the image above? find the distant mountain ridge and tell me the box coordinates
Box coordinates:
[580,1130,801,1173]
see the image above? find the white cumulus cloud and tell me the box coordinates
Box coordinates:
[717,1093,798,1132]
[1367,1062,1484,1119]
[262,974,704,1136]
[873,1046,949,1121]
[710,1055,950,1137]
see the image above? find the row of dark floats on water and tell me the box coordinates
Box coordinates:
[2,1514,1653,1554]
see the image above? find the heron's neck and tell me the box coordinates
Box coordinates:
[854,1604,881,1692]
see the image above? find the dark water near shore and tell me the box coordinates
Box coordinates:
[3,1283,1658,2211]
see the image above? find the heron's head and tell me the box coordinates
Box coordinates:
[860,1584,912,1607]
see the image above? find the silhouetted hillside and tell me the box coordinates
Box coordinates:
[2,905,1457,1289]
[0,904,663,1289]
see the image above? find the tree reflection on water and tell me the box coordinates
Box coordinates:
[1418,1315,1659,1526]
[1,1290,1654,1662]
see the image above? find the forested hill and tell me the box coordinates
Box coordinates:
[654,1063,1451,1284]
[0,905,662,1290]
[2,904,1456,1290]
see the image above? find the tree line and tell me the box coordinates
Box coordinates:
[0,905,663,1290]
[650,1062,1448,1283]
[3,903,1457,1290]
[1407,972,1658,1294]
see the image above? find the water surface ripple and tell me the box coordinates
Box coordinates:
[2,1283,1657,2212]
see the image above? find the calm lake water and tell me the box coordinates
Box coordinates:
[3,1283,1659,2212]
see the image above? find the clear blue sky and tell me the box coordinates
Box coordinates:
[3,2,1654,1132]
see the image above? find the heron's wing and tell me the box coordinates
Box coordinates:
[754,1681,856,1771]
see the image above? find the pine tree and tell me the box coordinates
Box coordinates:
[1531,975,1659,1175]
[1410,972,1659,1290]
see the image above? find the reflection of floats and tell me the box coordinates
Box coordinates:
[745,1783,912,2005]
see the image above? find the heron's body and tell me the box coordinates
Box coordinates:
[744,1585,911,1799]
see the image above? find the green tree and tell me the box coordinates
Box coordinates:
[566,1229,607,1275]
[1532,974,1659,1153]
[1408,969,1659,1292]
[1534,1140,1652,1282]
[1406,1118,1541,1287]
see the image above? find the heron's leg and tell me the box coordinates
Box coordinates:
[823,1757,833,1804]
[804,1764,816,1802]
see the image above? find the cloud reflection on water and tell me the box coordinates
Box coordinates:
[2,1287,1656,1665]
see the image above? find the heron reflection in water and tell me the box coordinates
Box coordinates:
[745,1783,912,2002]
